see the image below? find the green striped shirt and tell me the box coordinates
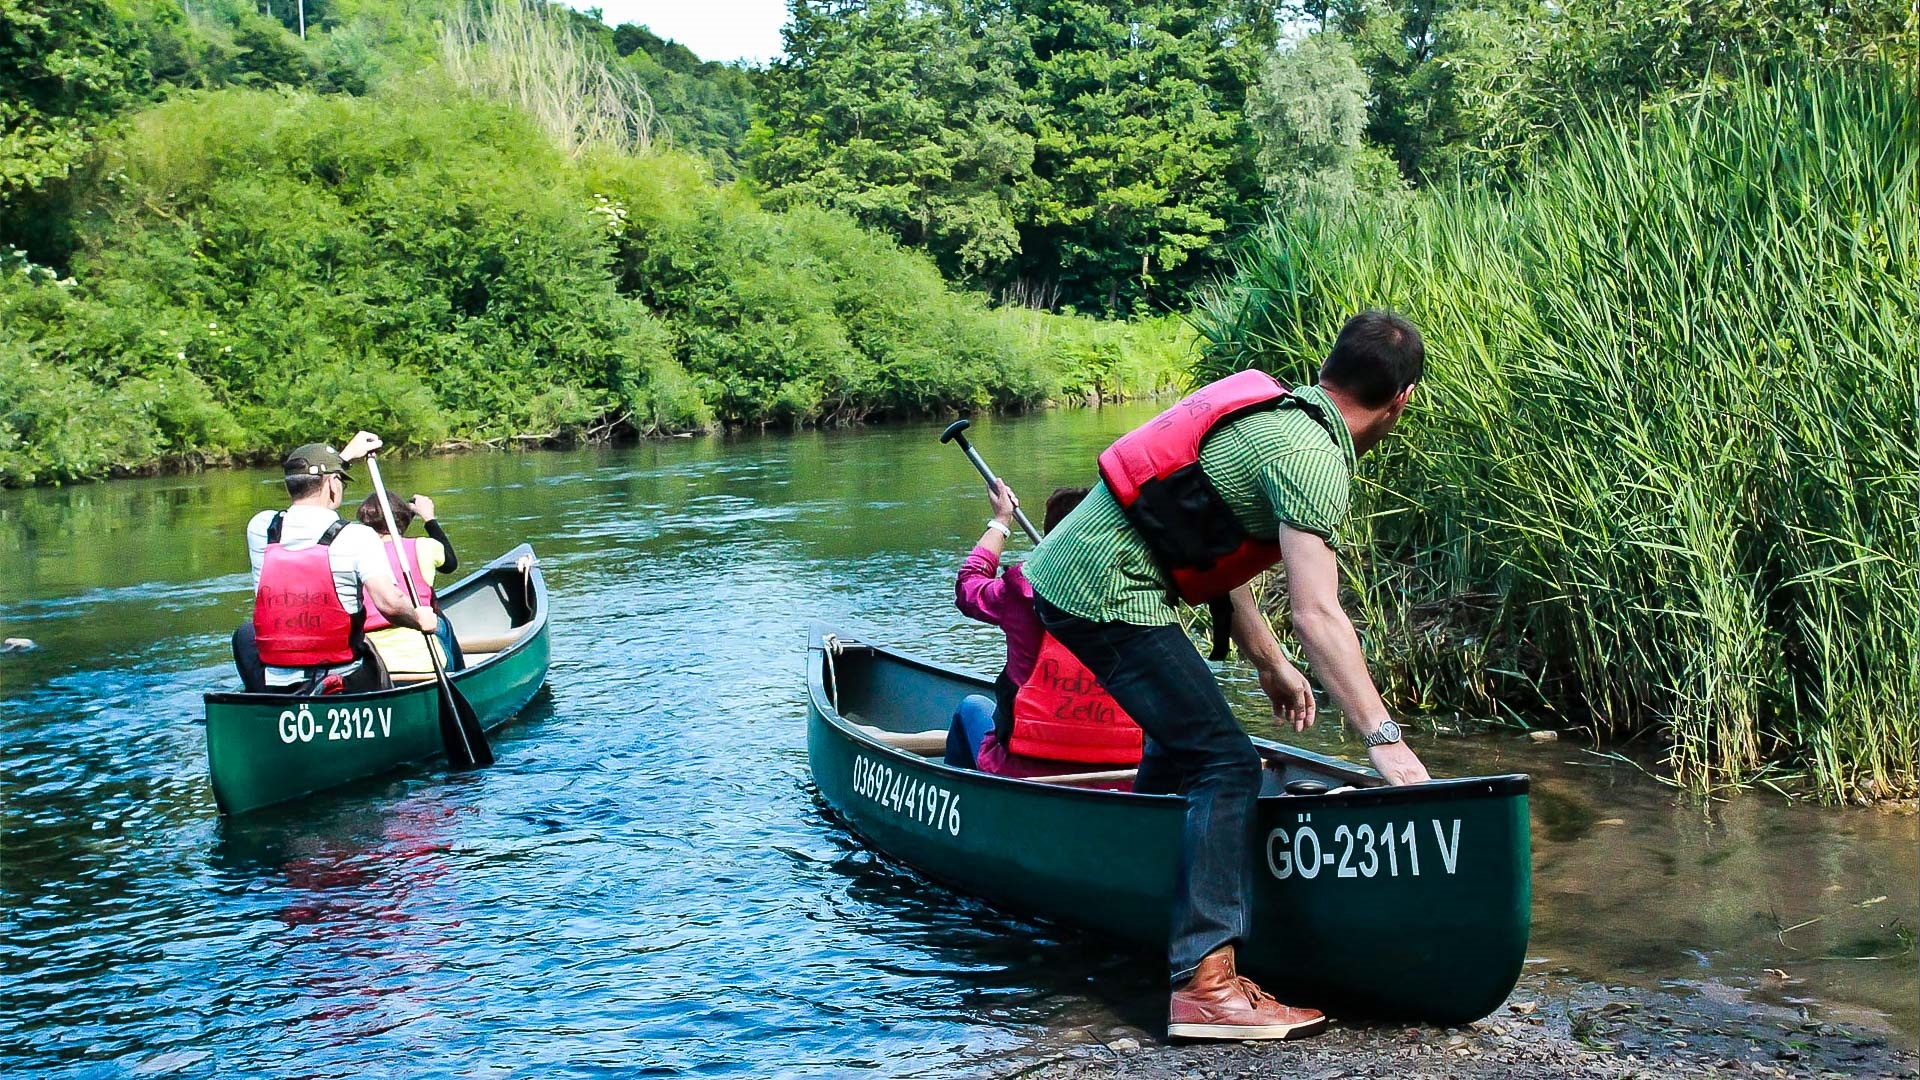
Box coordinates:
[1024,384,1356,626]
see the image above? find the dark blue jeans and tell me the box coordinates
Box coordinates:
[1034,595,1262,986]
[945,693,997,769]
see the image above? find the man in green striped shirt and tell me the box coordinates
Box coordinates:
[1025,310,1432,1042]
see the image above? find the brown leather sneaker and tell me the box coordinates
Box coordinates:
[1167,947,1327,1041]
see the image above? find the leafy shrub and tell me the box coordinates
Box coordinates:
[3,80,1178,482]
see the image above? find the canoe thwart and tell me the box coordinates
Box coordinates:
[854,724,947,756]
[457,627,530,654]
[1024,768,1137,787]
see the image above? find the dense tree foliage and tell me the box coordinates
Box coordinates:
[755,0,1266,313]
[752,1,1034,281]
[750,0,1915,310]
[1016,0,1251,313]
[1331,0,1917,181]
[1,0,149,200]
[0,1,1186,486]
[607,22,755,177]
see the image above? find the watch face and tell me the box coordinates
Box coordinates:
[1370,720,1402,745]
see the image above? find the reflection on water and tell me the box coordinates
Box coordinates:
[2,407,1914,1076]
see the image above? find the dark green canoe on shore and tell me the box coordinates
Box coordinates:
[205,545,550,815]
[806,629,1532,1024]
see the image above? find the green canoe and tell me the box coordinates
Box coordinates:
[806,629,1532,1024]
[205,545,551,815]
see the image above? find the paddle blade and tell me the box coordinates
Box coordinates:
[438,679,494,769]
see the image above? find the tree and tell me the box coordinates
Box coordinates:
[1245,30,1401,205]
[612,23,756,177]
[1331,0,1918,184]
[1328,0,1534,183]
[1013,0,1247,313]
[750,0,1034,284]
[0,0,148,202]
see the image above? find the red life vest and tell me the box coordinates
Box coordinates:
[253,514,360,668]
[1009,634,1144,765]
[1096,369,1335,605]
[361,537,433,632]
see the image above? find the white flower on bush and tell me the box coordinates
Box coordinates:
[588,193,629,232]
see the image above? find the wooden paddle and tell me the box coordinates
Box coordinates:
[365,455,493,769]
[940,419,1040,543]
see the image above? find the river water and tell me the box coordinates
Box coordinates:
[2,405,1914,1077]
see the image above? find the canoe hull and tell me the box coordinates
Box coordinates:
[204,545,550,815]
[806,631,1531,1024]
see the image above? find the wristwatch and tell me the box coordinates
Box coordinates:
[1362,719,1404,748]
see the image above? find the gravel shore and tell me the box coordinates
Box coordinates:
[999,970,1917,1080]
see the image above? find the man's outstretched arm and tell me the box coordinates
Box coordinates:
[1226,585,1315,730]
[1278,525,1431,785]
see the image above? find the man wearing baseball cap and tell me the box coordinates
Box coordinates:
[232,430,438,692]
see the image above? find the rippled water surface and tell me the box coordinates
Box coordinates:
[3,407,1914,1076]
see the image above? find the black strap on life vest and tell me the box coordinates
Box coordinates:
[265,512,347,547]
[1207,597,1234,661]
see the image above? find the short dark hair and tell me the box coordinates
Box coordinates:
[1318,310,1424,408]
[285,473,327,499]
[1043,486,1090,534]
[357,491,414,535]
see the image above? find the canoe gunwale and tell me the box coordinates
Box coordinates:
[807,627,1530,807]
[204,543,548,708]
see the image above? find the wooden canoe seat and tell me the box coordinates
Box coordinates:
[457,626,528,655]
[390,671,438,684]
[1025,768,1137,788]
[854,724,948,756]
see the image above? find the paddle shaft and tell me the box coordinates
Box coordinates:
[364,455,479,764]
[942,427,1041,544]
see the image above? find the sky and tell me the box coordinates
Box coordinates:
[569,1,791,65]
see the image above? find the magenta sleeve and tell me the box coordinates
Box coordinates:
[955,545,1011,626]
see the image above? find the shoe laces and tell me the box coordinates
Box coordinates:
[1236,976,1281,1012]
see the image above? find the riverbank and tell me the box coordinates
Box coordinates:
[0,387,1172,488]
[0,82,1190,490]
[1011,969,1919,1079]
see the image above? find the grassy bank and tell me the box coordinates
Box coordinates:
[0,82,1185,488]
[1196,65,1918,801]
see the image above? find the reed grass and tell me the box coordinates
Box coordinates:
[1195,64,1918,801]
[441,0,656,156]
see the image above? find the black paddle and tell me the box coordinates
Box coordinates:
[365,455,493,769]
[940,419,1040,544]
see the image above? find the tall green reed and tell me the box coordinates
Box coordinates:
[1195,64,1918,801]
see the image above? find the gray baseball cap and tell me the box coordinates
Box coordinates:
[283,443,352,479]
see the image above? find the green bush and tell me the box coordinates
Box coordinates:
[3,80,1180,482]
[1194,64,1918,801]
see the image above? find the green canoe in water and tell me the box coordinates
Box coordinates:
[205,545,550,815]
[806,629,1532,1024]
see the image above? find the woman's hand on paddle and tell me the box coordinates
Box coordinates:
[1257,659,1316,731]
[1368,741,1431,786]
[410,494,435,522]
[988,480,1019,524]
